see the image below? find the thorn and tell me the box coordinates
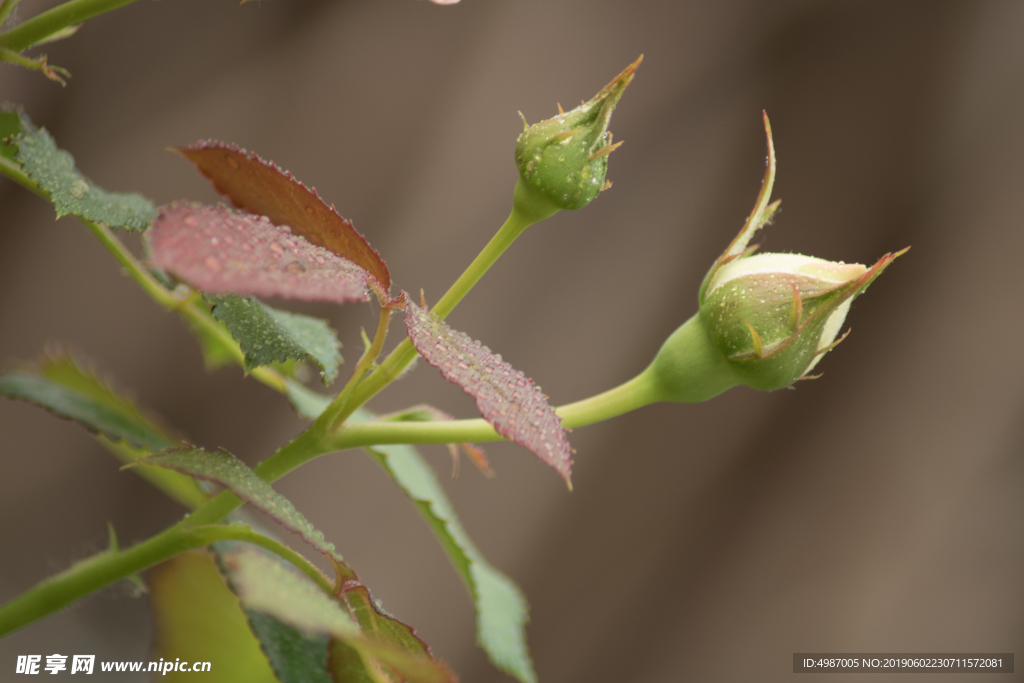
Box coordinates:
[587,140,624,161]
[816,328,851,356]
[461,443,494,478]
[107,522,119,553]
[797,372,823,381]
[601,179,613,191]
[518,111,529,131]
[744,319,765,358]
[790,284,803,330]
[419,288,426,308]
[557,102,564,115]
[550,128,580,143]
[447,444,461,478]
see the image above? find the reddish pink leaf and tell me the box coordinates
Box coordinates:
[404,300,572,487]
[148,202,370,304]
[176,142,390,297]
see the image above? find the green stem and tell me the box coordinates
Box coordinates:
[0,520,337,637]
[0,524,191,637]
[333,178,555,424]
[319,369,661,451]
[321,304,394,428]
[182,525,334,594]
[0,0,139,52]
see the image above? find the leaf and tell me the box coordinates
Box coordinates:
[219,545,361,639]
[176,141,391,296]
[351,409,536,683]
[218,545,453,683]
[137,447,344,563]
[247,611,334,683]
[0,355,208,507]
[286,379,334,420]
[404,300,572,487]
[187,316,239,372]
[9,119,156,230]
[0,107,30,160]
[148,202,371,304]
[207,294,343,385]
[0,373,170,451]
[148,551,279,682]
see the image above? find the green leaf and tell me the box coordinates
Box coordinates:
[148,550,279,682]
[0,106,30,160]
[219,544,360,638]
[247,611,333,683]
[187,316,239,372]
[208,294,342,385]
[0,376,169,451]
[218,545,453,683]
[285,379,334,420]
[11,120,156,230]
[0,355,207,508]
[351,409,537,683]
[136,447,343,562]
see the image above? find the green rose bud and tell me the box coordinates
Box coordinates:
[646,113,907,402]
[514,56,642,212]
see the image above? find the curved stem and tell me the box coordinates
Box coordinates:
[182,525,334,594]
[0,0,140,52]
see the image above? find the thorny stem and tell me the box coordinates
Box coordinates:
[0,0,139,52]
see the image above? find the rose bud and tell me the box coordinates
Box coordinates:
[514,56,642,214]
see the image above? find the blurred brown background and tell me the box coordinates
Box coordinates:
[1,0,1022,681]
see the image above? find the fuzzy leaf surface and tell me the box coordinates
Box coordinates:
[219,545,452,683]
[177,142,391,294]
[148,202,370,304]
[352,408,536,683]
[25,354,207,507]
[148,551,279,682]
[11,121,155,230]
[0,372,171,452]
[138,447,342,562]
[207,294,342,384]
[404,300,572,486]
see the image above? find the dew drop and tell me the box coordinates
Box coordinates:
[285,261,307,274]
[204,256,222,272]
[227,157,239,169]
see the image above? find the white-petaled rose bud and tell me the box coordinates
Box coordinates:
[645,113,907,402]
